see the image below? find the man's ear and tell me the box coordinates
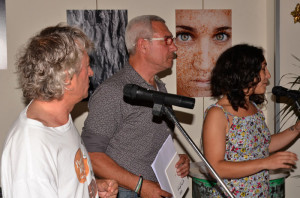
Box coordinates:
[136,38,148,54]
[64,71,72,87]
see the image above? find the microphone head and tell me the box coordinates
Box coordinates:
[272,86,288,97]
[123,83,195,109]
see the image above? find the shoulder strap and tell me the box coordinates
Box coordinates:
[251,101,263,114]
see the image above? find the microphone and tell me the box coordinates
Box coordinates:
[123,84,195,109]
[272,86,300,100]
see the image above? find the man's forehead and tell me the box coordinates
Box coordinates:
[152,21,172,37]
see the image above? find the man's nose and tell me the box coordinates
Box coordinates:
[170,40,178,51]
[88,66,94,77]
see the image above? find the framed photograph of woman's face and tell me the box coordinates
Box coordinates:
[67,10,128,97]
[176,9,232,97]
[0,0,7,70]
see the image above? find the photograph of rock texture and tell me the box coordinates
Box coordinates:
[67,10,128,96]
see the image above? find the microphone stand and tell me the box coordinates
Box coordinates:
[152,104,234,198]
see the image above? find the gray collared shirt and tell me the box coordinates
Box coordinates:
[82,63,173,182]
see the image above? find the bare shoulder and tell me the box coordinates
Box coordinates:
[205,106,227,121]
[203,105,228,132]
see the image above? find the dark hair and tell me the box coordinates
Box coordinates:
[211,44,265,111]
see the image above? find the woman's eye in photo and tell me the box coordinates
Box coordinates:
[176,33,192,42]
[214,32,230,42]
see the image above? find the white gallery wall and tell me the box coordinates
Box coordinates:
[0,0,299,197]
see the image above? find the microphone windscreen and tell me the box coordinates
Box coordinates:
[272,86,288,97]
[123,84,138,99]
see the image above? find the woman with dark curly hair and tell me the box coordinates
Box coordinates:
[202,44,300,197]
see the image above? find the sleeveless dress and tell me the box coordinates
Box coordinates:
[205,103,271,198]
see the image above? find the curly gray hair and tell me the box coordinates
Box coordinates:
[17,24,94,101]
[125,15,165,55]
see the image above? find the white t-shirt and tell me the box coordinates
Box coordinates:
[1,104,98,198]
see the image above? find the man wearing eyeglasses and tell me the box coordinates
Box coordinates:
[82,15,190,198]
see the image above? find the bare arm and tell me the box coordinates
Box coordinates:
[202,107,298,179]
[89,152,172,198]
[269,121,300,153]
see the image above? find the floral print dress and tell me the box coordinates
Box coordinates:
[205,103,271,198]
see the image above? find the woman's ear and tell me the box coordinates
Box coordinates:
[243,87,253,96]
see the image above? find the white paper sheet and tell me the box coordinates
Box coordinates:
[165,154,189,198]
[151,135,189,198]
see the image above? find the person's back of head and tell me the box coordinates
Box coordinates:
[125,15,165,55]
[211,44,265,110]
[17,24,93,102]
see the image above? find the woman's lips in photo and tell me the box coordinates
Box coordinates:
[191,79,210,88]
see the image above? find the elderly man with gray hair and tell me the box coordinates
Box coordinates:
[1,24,118,198]
[82,15,190,198]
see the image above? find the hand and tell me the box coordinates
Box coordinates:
[293,120,300,134]
[140,180,172,198]
[97,179,118,198]
[175,154,190,177]
[265,151,298,170]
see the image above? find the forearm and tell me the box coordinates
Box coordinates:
[269,124,300,153]
[210,151,297,179]
[210,159,266,179]
[89,152,139,191]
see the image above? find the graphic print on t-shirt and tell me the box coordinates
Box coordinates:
[74,148,89,183]
[74,147,98,198]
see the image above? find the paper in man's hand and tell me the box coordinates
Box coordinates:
[151,135,189,198]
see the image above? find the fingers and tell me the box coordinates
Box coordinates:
[277,151,298,161]
[175,154,187,167]
[176,154,190,177]
[160,189,172,198]
[279,152,298,167]
[141,180,173,198]
[97,179,109,192]
[107,180,118,196]
[269,151,298,169]
[97,179,118,198]
[294,120,300,132]
[176,163,189,177]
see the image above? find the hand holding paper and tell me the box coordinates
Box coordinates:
[151,135,189,198]
[176,154,190,178]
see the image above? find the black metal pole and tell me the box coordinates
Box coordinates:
[161,106,234,198]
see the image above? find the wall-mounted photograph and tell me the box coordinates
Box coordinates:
[67,10,128,97]
[176,9,232,97]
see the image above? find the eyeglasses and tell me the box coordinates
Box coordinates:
[144,36,176,45]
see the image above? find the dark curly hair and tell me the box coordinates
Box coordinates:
[211,44,265,111]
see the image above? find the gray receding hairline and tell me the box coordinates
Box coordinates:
[125,15,166,55]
